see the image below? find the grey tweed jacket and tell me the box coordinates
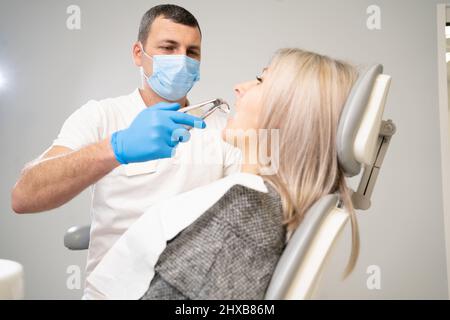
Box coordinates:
[140,182,286,300]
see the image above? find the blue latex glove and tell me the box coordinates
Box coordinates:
[110,102,206,164]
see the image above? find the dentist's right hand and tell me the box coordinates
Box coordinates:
[110,102,206,164]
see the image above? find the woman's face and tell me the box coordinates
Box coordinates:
[223,68,267,139]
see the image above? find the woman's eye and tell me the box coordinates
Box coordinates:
[160,46,174,50]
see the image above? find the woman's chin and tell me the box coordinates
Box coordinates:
[221,127,228,141]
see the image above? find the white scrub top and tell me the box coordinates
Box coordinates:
[51,89,242,285]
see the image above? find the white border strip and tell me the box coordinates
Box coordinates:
[436,3,450,299]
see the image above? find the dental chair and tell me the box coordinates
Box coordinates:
[265,64,395,299]
[64,64,396,300]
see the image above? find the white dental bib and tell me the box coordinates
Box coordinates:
[84,172,267,300]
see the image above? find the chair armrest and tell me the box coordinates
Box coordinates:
[64,225,90,250]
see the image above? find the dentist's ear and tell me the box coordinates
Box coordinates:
[132,41,144,67]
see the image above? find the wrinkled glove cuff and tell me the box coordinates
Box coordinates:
[110,131,128,165]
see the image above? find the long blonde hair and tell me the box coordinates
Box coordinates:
[259,48,359,277]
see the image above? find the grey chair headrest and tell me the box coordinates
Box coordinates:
[336,64,383,177]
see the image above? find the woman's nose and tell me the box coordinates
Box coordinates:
[234,80,255,98]
[234,84,243,99]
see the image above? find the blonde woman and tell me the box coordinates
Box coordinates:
[85,48,359,300]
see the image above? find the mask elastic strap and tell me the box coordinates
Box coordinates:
[139,42,153,79]
[141,67,150,80]
[140,42,153,61]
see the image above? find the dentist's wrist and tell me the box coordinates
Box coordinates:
[99,135,122,168]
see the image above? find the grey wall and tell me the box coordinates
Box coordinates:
[0,0,448,299]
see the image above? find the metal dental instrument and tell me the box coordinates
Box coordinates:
[179,98,230,120]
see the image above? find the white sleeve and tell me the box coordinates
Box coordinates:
[52,100,103,150]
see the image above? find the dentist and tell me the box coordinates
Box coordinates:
[10,4,241,295]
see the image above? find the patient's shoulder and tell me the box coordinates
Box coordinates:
[218,182,282,220]
[216,182,286,250]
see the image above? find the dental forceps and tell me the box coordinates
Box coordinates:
[179,98,230,120]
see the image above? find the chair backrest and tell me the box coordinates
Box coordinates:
[265,64,392,299]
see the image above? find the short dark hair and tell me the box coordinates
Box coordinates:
[138,4,201,46]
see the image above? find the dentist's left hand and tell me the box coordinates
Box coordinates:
[110,102,206,164]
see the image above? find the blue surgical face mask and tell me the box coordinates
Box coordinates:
[140,43,200,101]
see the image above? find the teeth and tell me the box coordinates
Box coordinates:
[216,99,230,113]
